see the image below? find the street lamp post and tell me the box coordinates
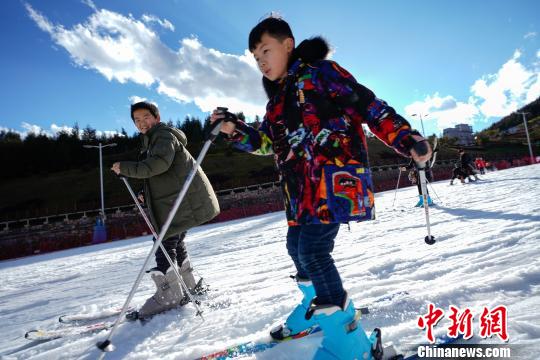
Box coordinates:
[83,143,117,220]
[516,112,535,165]
[411,113,429,137]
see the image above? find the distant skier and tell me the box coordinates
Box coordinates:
[449,162,468,185]
[111,101,219,319]
[400,148,436,207]
[210,16,431,360]
[458,148,479,181]
[475,157,487,175]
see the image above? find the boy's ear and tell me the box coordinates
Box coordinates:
[285,37,294,53]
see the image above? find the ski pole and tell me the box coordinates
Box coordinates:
[417,163,435,245]
[426,179,443,204]
[96,117,225,356]
[391,167,403,209]
[119,176,203,316]
[413,141,436,245]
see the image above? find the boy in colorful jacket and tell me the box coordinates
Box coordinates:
[211,16,431,360]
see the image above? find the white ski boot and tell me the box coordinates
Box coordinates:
[138,266,184,319]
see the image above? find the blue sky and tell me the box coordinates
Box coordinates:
[1,0,539,138]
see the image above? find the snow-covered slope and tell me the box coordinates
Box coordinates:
[1,165,539,359]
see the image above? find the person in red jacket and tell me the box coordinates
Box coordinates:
[475,157,486,175]
[211,16,431,359]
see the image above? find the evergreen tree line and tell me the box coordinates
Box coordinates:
[0,114,252,180]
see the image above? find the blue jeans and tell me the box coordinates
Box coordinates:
[286,223,345,306]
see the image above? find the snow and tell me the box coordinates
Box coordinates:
[1,164,539,359]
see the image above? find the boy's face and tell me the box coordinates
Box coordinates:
[133,109,160,134]
[252,33,294,81]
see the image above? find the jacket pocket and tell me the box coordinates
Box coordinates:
[320,163,374,222]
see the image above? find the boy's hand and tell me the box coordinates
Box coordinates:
[409,135,432,164]
[111,162,121,175]
[211,108,237,135]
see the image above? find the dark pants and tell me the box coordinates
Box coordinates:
[286,223,345,307]
[154,231,188,273]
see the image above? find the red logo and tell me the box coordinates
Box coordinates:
[417,304,508,343]
[417,303,444,343]
[447,305,474,339]
[479,305,508,341]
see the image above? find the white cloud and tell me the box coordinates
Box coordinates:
[405,94,479,130]
[405,49,540,131]
[50,123,74,134]
[25,3,54,33]
[97,130,124,138]
[26,4,266,119]
[0,126,24,137]
[141,14,175,32]
[22,122,47,136]
[524,32,537,39]
[8,122,123,139]
[471,49,539,117]
[81,0,98,12]
[128,95,149,104]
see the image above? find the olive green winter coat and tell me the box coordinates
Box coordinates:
[120,123,219,238]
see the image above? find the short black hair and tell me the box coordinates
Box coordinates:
[130,101,159,121]
[249,15,294,51]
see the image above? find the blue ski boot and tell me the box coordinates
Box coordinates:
[270,275,316,340]
[427,195,434,206]
[307,293,382,360]
[415,195,424,207]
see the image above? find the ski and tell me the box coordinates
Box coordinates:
[196,324,322,360]
[25,320,119,341]
[25,293,212,341]
[196,308,371,360]
[58,306,135,323]
[197,333,400,360]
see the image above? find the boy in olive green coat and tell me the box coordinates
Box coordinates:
[112,101,219,318]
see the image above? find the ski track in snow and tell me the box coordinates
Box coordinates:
[0,165,539,359]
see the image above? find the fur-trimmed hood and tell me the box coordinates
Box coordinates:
[263,36,330,99]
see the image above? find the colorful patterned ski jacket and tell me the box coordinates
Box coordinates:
[229,37,420,226]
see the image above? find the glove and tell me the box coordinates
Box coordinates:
[137,190,145,204]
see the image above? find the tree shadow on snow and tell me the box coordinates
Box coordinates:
[435,205,540,223]
[471,176,540,184]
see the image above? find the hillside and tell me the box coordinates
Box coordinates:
[477,96,540,144]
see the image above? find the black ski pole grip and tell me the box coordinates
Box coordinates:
[206,107,230,141]
[217,106,239,124]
